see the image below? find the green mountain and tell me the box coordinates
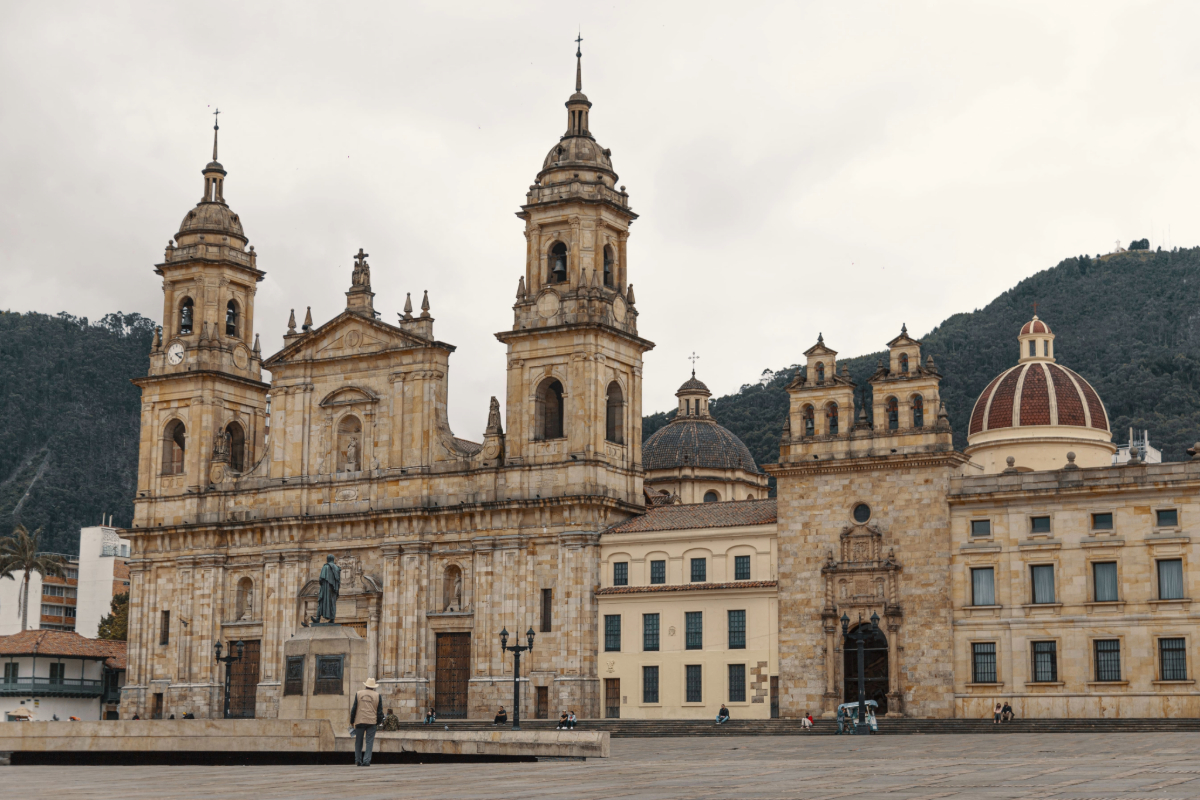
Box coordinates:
[0,311,154,554]
[646,247,1200,472]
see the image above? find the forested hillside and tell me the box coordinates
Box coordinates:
[0,311,154,554]
[646,247,1200,472]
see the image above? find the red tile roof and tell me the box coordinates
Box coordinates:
[0,630,126,670]
[608,499,776,533]
[597,580,777,596]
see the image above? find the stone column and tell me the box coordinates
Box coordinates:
[260,553,282,681]
[380,544,402,678]
[368,605,380,680]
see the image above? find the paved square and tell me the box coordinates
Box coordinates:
[5,733,1200,799]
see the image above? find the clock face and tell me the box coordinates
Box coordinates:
[166,342,185,366]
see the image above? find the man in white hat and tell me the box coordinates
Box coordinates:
[350,677,383,766]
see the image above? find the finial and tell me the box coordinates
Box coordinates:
[516,276,526,300]
[303,306,313,331]
[420,290,431,318]
[1063,451,1078,470]
[1188,442,1200,461]
[626,284,636,305]
[252,333,261,356]
[1032,301,1038,318]
[901,322,907,336]
[287,309,296,334]
[212,108,220,162]
[817,332,824,345]
[1003,456,1018,474]
[688,351,699,377]
[575,30,583,92]
[403,292,413,320]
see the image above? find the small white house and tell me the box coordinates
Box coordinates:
[0,630,126,721]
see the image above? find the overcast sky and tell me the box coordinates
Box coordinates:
[3,2,1199,439]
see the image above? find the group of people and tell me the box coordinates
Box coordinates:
[993,702,1015,723]
[556,710,578,729]
[836,705,878,734]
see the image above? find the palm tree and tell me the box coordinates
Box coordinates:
[0,525,66,631]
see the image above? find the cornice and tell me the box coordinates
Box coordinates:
[766,449,970,478]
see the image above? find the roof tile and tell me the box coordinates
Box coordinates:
[608,499,776,533]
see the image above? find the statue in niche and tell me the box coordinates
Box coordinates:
[212,429,230,462]
[443,565,464,612]
[345,437,359,472]
[312,554,342,624]
[486,396,503,434]
[240,586,253,621]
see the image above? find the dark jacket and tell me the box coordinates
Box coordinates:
[350,689,384,728]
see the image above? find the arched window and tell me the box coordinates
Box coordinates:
[703,491,719,503]
[225,300,239,337]
[162,420,186,475]
[236,577,254,621]
[535,379,565,440]
[179,298,194,336]
[225,421,246,472]
[605,381,624,444]
[816,362,825,383]
[550,242,568,284]
[886,397,899,430]
[898,353,909,373]
[337,415,362,472]
[826,403,839,435]
[603,245,615,287]
[911,394,924,428]
[802,405,815,437]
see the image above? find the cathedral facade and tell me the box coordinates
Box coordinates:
[122,50,650,720]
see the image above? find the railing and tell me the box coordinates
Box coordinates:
[0,677,104,696]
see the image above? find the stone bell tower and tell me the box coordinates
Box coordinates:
[133,113,269,523]
[496,42,654,506]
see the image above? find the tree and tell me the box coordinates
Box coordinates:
[0,524,66,631]
[1129,238,1150,250]
[97,592,129,640]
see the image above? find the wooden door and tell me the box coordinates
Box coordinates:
[536,686,548,719]
[152,692,163,719]
[226,640,260,718]
[605,678,620,719]
[770,676,779,719]
[435,633,471,719]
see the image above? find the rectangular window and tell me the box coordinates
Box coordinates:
[1032,641,1058,683]
[65,568,78,580]
[1094,639,1121,682]
[604,614,621,652]
[685,665,703,703]
[2,663,17,683]
[685,611,703,650]
[971,567,996,606]
[283,656,304,696]
[1028,341,1036,357]
[41,604,59,616]
[160,610,170,645]
[1031,565,1055,604]
[1157,508,1179,528]
[690,558,707,583]
[728,610,746,649]
[43,585,64,597]
[49,663,65,684]
[64,607,76,618]
[1093,562,1119,602]
[1158,559,1185,600]
[1030,516,1051,534]
[970,519,991,537]
[1160,638,1187,681]
[1092,512,1113,531]
[541,588,553,633]
[972,642,997,683]
[728,664,746,702]
[650,560,666,585]
[613,562,628,586]
[734,555,751,581]
[643,613,660,652]
[64,588,76,599]
[642,666,659,704]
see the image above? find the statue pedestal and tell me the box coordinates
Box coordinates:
[279,624,368,730]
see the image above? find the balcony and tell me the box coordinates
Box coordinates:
[0,677,104,697]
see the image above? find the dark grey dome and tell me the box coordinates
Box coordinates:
[643,417,760,473]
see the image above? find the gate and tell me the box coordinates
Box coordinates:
[843,625,889,715]
[226,639,260,718]
[435,632,471,719]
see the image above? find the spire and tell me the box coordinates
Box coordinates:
[575,30,583,92]
[212,107,220,162]
[420,290,431,319]
[252,333,261,357]
[516,276,526,300]
[287,309,296,335]
[303,306,313,331]
[403,292,413,320]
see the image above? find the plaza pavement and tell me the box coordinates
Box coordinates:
[5,732,1200,799]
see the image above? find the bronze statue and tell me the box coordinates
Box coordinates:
[313,554,342,623]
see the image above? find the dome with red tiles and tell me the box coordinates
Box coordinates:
[965,316,1115,473]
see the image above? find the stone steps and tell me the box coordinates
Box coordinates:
[394,717,1200,737]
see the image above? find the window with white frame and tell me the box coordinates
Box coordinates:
[1093,562,1119,602]
[1031,565,1055,604]
[971,567,995,606]
[1158,559,1184,600]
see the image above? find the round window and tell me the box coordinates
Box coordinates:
[852,503,871,524]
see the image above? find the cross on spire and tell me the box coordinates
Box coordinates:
[575,30,583,92]
[354,248,369,266]
[1032,301,1038,317]
[212,108,220,162]
[688,351,699,377]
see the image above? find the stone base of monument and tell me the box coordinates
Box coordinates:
[278,624,367,730]
[0,720,609,765]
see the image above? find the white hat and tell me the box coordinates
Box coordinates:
[364,678,378,689]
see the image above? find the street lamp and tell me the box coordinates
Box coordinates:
[499,626,536,730]
[214,639,244,719]
[840,611,880,735]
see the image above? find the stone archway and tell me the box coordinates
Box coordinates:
[843,623,890,715]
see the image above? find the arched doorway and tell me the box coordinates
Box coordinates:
[843,622,889,715]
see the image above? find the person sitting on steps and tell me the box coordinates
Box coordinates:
[556,711,569,730]
[716,704,731,725]
[424,707,437,725]
[493,706,508,725]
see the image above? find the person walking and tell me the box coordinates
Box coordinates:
[350,677,383,766]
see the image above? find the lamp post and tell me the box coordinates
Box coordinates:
[214,639,244,719]
[840,611,880,735]
[499,626,536,730]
